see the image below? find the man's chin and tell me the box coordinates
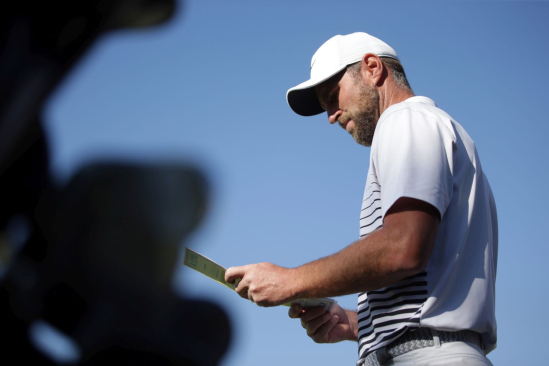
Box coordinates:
[352,132,373,147]
[356,139,372,147]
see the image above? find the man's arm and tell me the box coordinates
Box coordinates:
[225,197,440,306]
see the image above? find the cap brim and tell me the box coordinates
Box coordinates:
[286,64,347,117]
[286,86,324,117]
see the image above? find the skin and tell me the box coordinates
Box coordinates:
[225,54,439,343]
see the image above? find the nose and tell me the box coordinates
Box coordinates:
[328,108,342,125]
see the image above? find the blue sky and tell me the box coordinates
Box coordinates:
[44,1,548,365]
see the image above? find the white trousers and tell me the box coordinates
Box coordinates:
[385,342,494,366]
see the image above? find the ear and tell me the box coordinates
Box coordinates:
[360,53,385,87]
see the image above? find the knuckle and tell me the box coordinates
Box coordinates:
[312,334,324,343]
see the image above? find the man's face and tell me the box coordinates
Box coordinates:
[315,69,380,147]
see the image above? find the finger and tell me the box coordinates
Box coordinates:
[299,307,326,327]
[305,312,333,336]
[311,316,339,343]
[233,278,249,299]
[288,304,304,318]
[234,278,247,294]
[225,266,247,284]
[233,287,249,300]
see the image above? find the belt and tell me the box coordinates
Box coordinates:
[357,328,482,366]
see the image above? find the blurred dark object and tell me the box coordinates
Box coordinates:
[0,0,231,365]
[2,163,231,365]
[0,0,176,176]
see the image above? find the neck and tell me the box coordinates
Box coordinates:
[378,84,415,116]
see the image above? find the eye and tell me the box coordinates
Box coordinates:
[319,99,327,111]
[328,88,339,106]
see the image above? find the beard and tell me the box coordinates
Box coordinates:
[340,83,380,147]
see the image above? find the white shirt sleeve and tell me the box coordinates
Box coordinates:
[372,107,455,220]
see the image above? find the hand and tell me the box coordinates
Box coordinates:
[288,303,357,343]
[225,262,295,307]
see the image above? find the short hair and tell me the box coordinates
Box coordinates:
[346,56,413,92]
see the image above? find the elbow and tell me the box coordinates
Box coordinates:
[397,253,428,275]
[390,237,431,277]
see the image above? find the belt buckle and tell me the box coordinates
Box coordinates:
[375,347,389,365]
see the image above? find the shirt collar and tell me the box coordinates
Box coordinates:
[403,96,437,107]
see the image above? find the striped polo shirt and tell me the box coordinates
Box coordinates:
[356,97,497,362]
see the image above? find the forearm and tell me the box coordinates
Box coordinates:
[226,198,438,307]
[289,224,427,300]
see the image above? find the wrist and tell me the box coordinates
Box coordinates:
[286,266,309,301]
[344,309,358,341]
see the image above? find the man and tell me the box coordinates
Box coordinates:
[225,32,497,365]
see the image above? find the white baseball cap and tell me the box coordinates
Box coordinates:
[286,32,399,116]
